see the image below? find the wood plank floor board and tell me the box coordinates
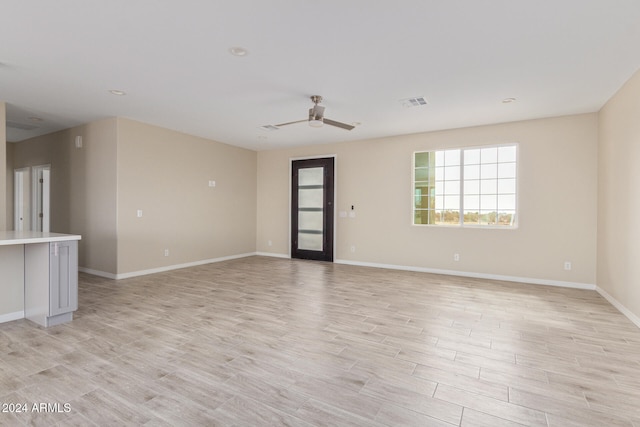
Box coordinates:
[1,256,639,426]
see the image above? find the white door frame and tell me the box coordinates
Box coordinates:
[31,164,51,232]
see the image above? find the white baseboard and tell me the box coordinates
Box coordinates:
[334,259,596,290]
[80,252,257,280]
[0,311,24,324]
[255,252,291,259]
[596,286,640,329]
[78,267,117,279]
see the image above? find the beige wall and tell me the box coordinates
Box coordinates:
[0,101,6,231]
[258,113,598,285]
[10,117,257,277]
[598,68,640,321]
[116,118,257,274]
[11,118,119,273]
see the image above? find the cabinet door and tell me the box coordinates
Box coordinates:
[50,241,78,316]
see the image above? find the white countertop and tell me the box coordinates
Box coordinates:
[0,231,82,246]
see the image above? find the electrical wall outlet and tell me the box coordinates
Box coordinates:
[137,210,143,218]
[454,253,460,262]
[164,249,169,257]
[564,261,572,271]
[350,245,356,253]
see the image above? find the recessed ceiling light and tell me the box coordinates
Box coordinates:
[502,97,516,103]
[109,89,127,96]
[229,47,248,57]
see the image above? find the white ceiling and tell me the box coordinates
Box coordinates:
[2,1,640,150]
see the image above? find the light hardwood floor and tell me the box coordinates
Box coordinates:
[1,256,640,426]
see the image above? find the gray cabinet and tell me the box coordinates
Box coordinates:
[49,241,78,317]
[25,240,79,327]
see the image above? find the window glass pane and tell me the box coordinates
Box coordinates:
[435,167,444,181]
[480,179,497,194]
[464,149,481,165]
[444,149,461,166]
[438,210,459,225]
[498,178,516,194]
[480,194,497,210]
[444,195,460,210]
[498,162,516,178]
[464,211,480,224]
[444,180,460,195]
[481,147,498,163]
[415,152,430,167]
[464,180,480,194]
[417,209,439,225]
[298,188,323,208]
[498,194,516,210]
[435,151,445,166]
[298,167,324,186]
[415,168,429,182]
[480,163,497,179]
[435,196,444,210]
[435,181,444,194]
[498,211,516,226]
[464,164,480,180]
[479,211,496,225]
[444,166,460,180]
[464,195,480,210]
[415,195,431,209]
[498,146,517,162]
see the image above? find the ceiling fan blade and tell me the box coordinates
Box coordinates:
[274,119,307,127]
[323,118,355,131]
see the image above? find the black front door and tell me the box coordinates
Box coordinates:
[291,158,334,261]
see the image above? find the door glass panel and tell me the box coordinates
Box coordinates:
[298,188,324,208]
[298,166,324,251]
[299,167,324,186]
[299,210,323,230]
[298,232,323,251]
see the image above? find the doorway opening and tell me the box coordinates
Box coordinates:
[14,164,50,232]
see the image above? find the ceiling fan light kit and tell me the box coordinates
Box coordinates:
[273,95,355,131]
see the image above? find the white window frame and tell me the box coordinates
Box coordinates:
[412,143,519,228]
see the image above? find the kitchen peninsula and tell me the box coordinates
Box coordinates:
[0,231,81,327]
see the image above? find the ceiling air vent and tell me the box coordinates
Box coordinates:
[6,120,39,131]
[400,96,428,108]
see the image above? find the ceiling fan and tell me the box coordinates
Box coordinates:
[273,95,355,131]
